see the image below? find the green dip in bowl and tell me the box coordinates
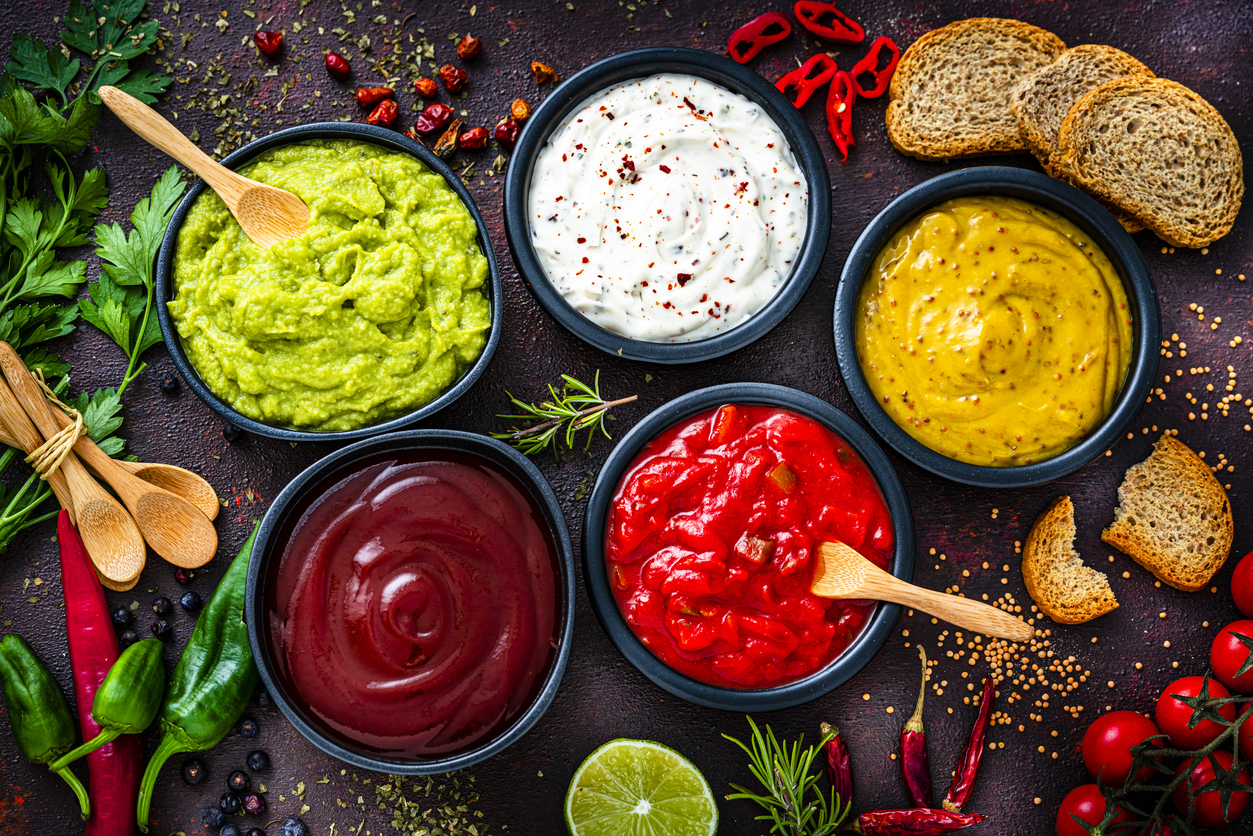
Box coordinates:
[168,139,491,433]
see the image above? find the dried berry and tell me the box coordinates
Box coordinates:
[220,825,242,836]
[247,750,270,772]
[173,567,195,585]
[222,423,243,443]
[112,607,133,628]
[239,717,259,738]
[439,64,468,93]
[510,97,532,121]
[494,116,520,149]
[414,102,454,135]
[203,807,226,829]
[366,99,399,128]
[228,770,250,792]
[244,829,264,836]
[242,792,266,816]
[432,119,464,158]
[354,87,393,108]
[150,620,172,641]
[180,591,203,613]
[253,31,282,58]
[456,34,483,61]
[279,817,309,836]
[531,61,558,83]
[152,596,172,617]
[414,77,438,98]
[119,629,137,647]
[324,52,350,80]
[220,791,242,815]
[255,689,272,709]
[182,759,207,786]
[459,126,488,150]
[159,373,179,393]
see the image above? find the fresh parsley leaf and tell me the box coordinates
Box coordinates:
[60,0,167,102]
[68,386,126,455]
[21,346,71,381]
[0,302,79,348]
[4,35,80,105]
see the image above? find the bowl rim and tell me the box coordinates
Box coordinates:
[155,122,503,442]
[502,47,831,364]
[244,429,576,773]
[833,166,1161,489]
[581,382,915,711]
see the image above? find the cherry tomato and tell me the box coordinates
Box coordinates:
[1082,711,1163,787]
[1171,750,1251,829]
[1232,550,1253,618]
[1156,676,1236,749]
[1056,784,1131,836]
[1240,713,1253,762]
[1212,620,1253,694]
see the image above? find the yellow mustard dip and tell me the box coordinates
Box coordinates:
[854,196,1133,467]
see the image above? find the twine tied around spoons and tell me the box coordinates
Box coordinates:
[22,370,86,483]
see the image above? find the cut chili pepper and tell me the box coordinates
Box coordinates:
[494,116,521,148]
[414,103,455,135]
[820,721,853,809]
[439,64,468,93]
[776,53,838,108]
[725,12,792,64]
[531,61,559,83]
[900,646,932,809]
[793,2,864,44]
[253,30,283,58]
[456,34,483,61]
[459,126,488,150]
[433,119,465,158]
[354,87,393,108]
[414,77,438,98]
[366,99,399,128]
[853,809,987,835]
[825,69,857,161]
[850,36,901,99]
[324,52,350,80]
[943,676,995,813]
[511,97,532,121]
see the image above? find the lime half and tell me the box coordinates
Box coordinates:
[564,738,718,836]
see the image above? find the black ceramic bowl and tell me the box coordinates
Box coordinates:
[503,48,831,363]
[155,123,502,442]
[244,430,575,773]
[582,383,914,711]
[834,167,1161,489]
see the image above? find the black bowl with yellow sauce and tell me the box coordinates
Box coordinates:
[833,167,1160,489]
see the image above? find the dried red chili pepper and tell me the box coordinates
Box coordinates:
[440,64,468,93]
[511,97,532,121]
[366,99,399,128]
[354,87,393,107]
[531,61,559,83]
[324,52,350,80]
[253,30,283,58]
[943,676,995,813]
[793,2,864,44]
[459,126,488,150]
[725,12,792,64]
[853,809,987,835]
[776,53,838,108]
[433,119,464,158]
[414,103,455,134]
[820,721,853,808]
[850,36,901,98]
[457,34,483,61]
[901,647,932,809]
[825,69,856,161]
[494,116,521,148]
[414,77,438,98]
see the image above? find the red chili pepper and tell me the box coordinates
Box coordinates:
[793,2,864,44]
[324,52,350,80]
[415,103,455,135]
[776,53,839,108]
[439,63,468,93]
[59,510,141,836]
[494,116,521,148]
[900,647,932,809]
[354,87,393,107]
[850,36,901,99]
[820,721,853,808]
[253,30,283,58]
[725,12,792,64]
[854,809,987,835]
[456,34,483,61]
[943,676,995,813]
[366,99,399,128]
[459,126,488,150]
[414,78,438,99]
[825,69,856,161]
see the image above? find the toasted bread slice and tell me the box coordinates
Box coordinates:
[886,18,1066,161]
[1102,434,1234,591]
[1023,496,1119,625]
[1057,77,1244,248]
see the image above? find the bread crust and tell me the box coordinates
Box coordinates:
[1023,496,1119,625]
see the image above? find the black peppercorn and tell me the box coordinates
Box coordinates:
[179,591,203,613]
[222,423,243,443]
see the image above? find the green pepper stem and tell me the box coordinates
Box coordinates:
[136,732,187,832]
[53,765,90,819]
[906,646,928,733]
[49,727,120,771]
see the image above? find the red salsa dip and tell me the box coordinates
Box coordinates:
[268,452,559,758]
[605,405,893,689]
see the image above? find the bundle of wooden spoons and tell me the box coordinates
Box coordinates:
[0,342,219,590]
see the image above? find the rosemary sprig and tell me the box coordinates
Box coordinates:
[491,371,636,457]
[724,716,851,836]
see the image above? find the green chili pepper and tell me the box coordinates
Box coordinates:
[137,523,260,831]
[0,634,90,819]
[50,638,165,771]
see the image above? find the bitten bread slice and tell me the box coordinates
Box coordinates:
[1102,434,1234,591]
[886,18,1066,161]
[1057,77,1244,248]
[1024,496,1119,625]
[1011,44,1154,177]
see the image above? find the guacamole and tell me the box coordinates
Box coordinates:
[169,140,491,432]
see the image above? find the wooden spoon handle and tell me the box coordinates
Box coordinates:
[858,565,1035,643]
[0,375,75,523]
[97,86,245,204]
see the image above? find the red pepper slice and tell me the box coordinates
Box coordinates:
[825,69,857,161]
[850,36,901,99]
[793,1,864,44]
[725,12,792,64]
[776,53,838,108]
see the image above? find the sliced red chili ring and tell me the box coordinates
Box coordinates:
[825,69,856,162]
[793,1,865,45]
[850,36,902,99]
[776,53,838,108]
[725,12,792,64]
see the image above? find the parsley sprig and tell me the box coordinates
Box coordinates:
[491,372,636,457]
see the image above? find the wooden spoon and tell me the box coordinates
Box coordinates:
[812,541,1036,643]
[97,86,310,248]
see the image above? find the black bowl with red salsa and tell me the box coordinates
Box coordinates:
[584,383,914,711]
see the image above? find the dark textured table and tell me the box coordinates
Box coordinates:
[0,1,1250,834]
